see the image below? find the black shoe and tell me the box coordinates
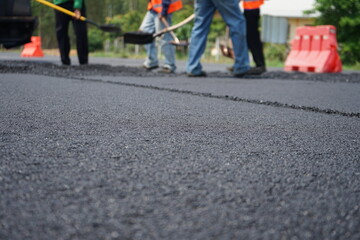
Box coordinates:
[187,71,207,77]
[143,65,159,71]
[246,66,267,75]
[233,72,247,78]
[62,59,71,66]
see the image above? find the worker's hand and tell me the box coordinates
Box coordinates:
[74,9,81,20]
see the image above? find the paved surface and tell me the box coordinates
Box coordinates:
[0,52,233,72]
[1,54,360,240]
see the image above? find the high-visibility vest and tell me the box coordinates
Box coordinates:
[148,0,183,14]
[242,0,264,10]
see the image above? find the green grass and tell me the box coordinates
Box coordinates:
[90,51,146,59]
[343,62,360,71]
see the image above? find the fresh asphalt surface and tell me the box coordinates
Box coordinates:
[1,53,360,240]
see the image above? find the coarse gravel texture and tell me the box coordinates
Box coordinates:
[1,60,360,240]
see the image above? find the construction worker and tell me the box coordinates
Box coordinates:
[53,0,88,65]
[187,0,250,77]
[242,0,266,74]
[139,0,183,73]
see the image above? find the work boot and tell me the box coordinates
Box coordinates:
[187,71,207,77]
[143,65,159,71]
[246,66,267,75]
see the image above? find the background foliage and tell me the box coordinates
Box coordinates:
[310,0,360,64]
[30,0,359,66]
[31,0,150,49]
[31,0,229,52]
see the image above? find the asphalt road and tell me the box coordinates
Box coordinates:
[1,55,360,240]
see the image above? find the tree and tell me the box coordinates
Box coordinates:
[31,2,57,49]
[310,0,360,64]
[29,0,228,52]
[30,0,142,49]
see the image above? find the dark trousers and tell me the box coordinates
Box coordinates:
[244,9,265,67]
[55,1,88,65]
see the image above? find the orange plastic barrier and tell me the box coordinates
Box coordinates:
[284,25,342,73]
[21,36,44,58]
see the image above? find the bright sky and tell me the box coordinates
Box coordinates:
[260,0,317,17]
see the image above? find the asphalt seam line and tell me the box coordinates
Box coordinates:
[73,76,360,119]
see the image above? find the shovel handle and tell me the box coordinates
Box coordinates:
[154,14,195,37]
[34,0,86,21]
[160,18,180,44]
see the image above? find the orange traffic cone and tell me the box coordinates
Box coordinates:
[21,36,44,57]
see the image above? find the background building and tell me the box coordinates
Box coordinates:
[259,0,318,44]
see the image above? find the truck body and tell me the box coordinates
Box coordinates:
[0,0,37,48]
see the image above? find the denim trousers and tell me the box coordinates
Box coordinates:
[139,11,176,71]
[187,0,250,75]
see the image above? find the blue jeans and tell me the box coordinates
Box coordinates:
[187,0,250,75]
[139,11,176,71]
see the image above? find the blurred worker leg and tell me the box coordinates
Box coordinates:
[215,0,250,75]
[156,14,176,72]
[72,3,88,65]
[187,0,216,75]
[55,2,72,65]
[140,11,159,69]
[244,8,266,70]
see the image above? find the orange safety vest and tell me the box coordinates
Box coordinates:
[242,0,264,10]
[148,0,183,14]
